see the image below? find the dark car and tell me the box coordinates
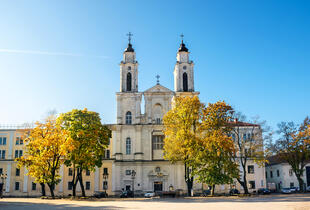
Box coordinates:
[93,191,108,198]
[258,188,271,194]
[202,190,211,196]
[120,190,134,198]
[229,189,240,195]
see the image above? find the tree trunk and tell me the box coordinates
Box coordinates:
[78,170,86,197]
[72,167,78,197]
[184,163,193,196]
[211,184,215,196]
[242,172,249,194]
[40,183,46,196]
[296,175,304,192]
[48,184,55,199]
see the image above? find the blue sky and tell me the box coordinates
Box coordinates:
[0,0,309,132]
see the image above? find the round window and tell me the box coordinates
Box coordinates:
[183,66,187,70]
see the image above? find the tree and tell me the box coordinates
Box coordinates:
[193,101,238,196]
[228,117,266,194]
[163,96,204,196]
[17,116,73,198]
[57,108,111,197]
[274,117,310,191]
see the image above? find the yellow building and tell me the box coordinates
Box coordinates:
[0,127,113,197]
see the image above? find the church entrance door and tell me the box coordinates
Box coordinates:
[154,181,163,192]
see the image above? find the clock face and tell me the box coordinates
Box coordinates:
[183,65,187,70]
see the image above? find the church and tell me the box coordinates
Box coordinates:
[110,35,199,194]
[110,35,266,195]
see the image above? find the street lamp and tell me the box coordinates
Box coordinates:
[0,173,7,198]
[131,170,136,197]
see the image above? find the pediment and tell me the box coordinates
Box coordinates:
[144,84,173,93]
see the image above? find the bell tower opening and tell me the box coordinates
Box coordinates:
[183,72,188,92]
[127,72,132,91]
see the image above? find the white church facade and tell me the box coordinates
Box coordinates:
[110,37,266,195]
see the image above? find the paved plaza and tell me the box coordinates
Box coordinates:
[1,194,310,210]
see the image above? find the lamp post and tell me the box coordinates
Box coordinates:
[131,170,136,197]
[103,173,109,197]
[0,173,7,198]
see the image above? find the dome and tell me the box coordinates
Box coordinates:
[125,43,134,52]
[178,41,188,52]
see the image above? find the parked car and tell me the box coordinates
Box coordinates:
[281,188,292,194]
[144,191,155,198]
[258,188,271,195]
[306,186,310,192]
[93,191,108,198]
[289,187,299,193]
[120,190,134,198]
[202,190,211,196]
[229,189,240,195]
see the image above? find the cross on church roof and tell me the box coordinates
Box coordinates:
[156,75,160,85]
[180,33,184,43]
[126,32,133,44]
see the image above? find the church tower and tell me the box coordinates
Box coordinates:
[120,32,138,92]
[116,33,142,124]
[173,35,195,94]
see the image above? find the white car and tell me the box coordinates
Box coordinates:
[281,188,292,194]
[144,191,155,198]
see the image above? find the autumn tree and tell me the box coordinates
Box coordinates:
[274,117,310,191]
[193,102,238,196]
[163,96,204,196]
[57,109,111,197]
[228,116,266,194]
[17,116,73,198]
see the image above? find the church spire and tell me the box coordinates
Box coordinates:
[178,33,188,52]
[125,32,134,52]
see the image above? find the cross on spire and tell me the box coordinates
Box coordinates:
[180,33,184,43]
[126,32,133,44]
[156,75,160,85]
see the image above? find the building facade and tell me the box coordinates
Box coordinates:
[0,128,113,197]
[266,156,310,191]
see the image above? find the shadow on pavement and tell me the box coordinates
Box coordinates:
[117,194,310,203]
[0,201,124,210]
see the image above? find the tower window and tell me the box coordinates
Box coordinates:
[183,72,188,92]
[125,111,132,124]
[128,66,131,70]
[152,135,164,150]
[126,72,132,91]
[126,137,131,155]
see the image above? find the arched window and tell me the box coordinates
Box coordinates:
[183,72,188,91]
[126,111,132,124]
[126,137,131,155]
[127,72,132,91]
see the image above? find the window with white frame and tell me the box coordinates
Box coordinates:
[126,138,131,154]
[126,111,132,124]
[0,150,5,159]
[16,137,23,145]
[0,137,7,145]
[152,135,164,150]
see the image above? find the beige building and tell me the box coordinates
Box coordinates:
[0,128,113,197]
